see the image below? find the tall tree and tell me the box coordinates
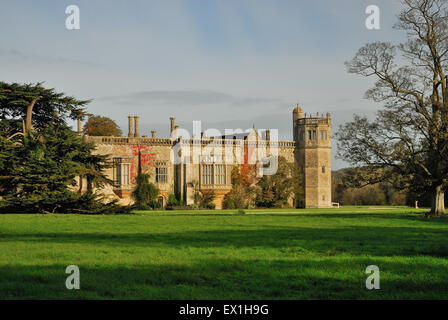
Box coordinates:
[255,156,303,208]
[83,115,122,136]
[0,123,114,213]
[223,166,255,209]
[0,82,123,214]
[337,0,448,216]
[0,82,89,138]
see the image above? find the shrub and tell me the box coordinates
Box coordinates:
[224,185,252,209]
[167,193,178,206]
[193,187,215,209]
[200,193,215,209]
[132,173,159,209]
[223,196,236,209]
[152,200,162,209]
[166,205,192,210]
[166,193,188,209]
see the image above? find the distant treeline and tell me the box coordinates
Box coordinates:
[332,169,408,206]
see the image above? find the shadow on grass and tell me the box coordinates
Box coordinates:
[1,257,447,300]
[140,211,433,221]
[1,224,448,258]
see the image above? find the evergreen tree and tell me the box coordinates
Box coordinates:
[132,173,159,209]
[0,82,89,136]
[0,82,126,214]
[0,123,121,213]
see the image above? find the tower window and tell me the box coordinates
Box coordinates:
[322,166,325,173]
[322,195,325,201]
[308,130,312,140]
[320,130,328,140]
[312,130,317,140]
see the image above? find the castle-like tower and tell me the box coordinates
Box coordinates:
[293,107,332,208]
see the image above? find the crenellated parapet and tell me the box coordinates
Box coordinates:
[84,136,173,146]
[296,114,331,126]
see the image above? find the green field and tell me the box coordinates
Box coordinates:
[1,206,447,299]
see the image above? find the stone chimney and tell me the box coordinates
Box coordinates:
[134,116,140,138]
[265,129,270,141]
[128,116,134,137]
[170,117,175,135]
[151,130,156,138]
[77,116,82,134]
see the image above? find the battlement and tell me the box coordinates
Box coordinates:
[84,136,173,146]
[296,113,331,126]
[85,135,296,148]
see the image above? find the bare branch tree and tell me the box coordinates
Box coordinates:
[338,0,448,216]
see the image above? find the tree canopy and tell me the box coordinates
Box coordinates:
[0,82,125,214]
[0,123,118,213]
[254,156,303,208]
[0,82,89,132]
[83,115,122,136]
[223,157,303,209]
[337,0,448,216]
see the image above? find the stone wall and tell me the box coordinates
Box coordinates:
[85,136,174,206]
[79,109,331,210]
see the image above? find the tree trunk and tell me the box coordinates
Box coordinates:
[78,175,83,193]
[86,176,93,194]
[24,96,42,133]
[430,185,446,217]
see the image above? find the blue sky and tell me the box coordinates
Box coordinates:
[0,0,406,168]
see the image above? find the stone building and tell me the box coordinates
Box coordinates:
[79,107,332,209]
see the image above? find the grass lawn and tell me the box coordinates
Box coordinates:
[0,206,447,299]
